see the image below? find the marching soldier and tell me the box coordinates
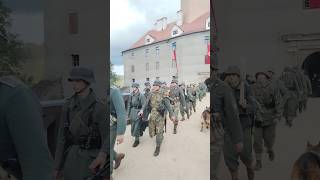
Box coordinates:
[0,76,53,180]
[291,66,307,113]
[179,82,190,120]
[280,67,301,127]
[189,83,198,113]
[223,66,255,180]
[127,82,145,147]
[54,67,108,180]
[252,70,282,171]
[207,62,243,180]
[141,81,152,135]
[139,80,176,156]
[110,86,126,179]
[187,84,194,116]
[169,78,187,134]
[266,67,289,120]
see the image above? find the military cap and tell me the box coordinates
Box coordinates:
[153,80,162,86]
[131,82,140,88]
[171,79,178,84]
[255,71,270,79]
[144,81,151,86]
[224,65,241,77]
[68,67,95,84]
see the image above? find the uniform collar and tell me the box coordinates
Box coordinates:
[69,89,97,110]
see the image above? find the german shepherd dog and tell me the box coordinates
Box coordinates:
[291,141,320,180]
[200,107,210,132]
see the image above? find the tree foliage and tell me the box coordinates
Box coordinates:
[0,1,33,85]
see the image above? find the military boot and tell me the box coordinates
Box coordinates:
[173,124,177,134]
[254,160,262,171]
[180,117,185,121]
[245,162,254,180]
[154,146,161,156]
[187,112,190,119]
[230,169,239,180]
[114,153,125,169]
[268,150,275,161]
[132,138,139,147]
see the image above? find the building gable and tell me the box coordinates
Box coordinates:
[171,25,184,37]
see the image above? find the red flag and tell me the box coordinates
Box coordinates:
[172,43,177,61]
[310,0,320,8]
[205,43,210,64]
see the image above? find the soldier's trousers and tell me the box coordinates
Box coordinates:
[211,134,224,180]
[171,102,180,125]
[131,118,142,138]
[224,128,253,171]
[283,93,298,121]
[110,125,117,175]
[180,103,189,118]
[253,123,277,160]
[191,101,196,112]
[149,111,165,146]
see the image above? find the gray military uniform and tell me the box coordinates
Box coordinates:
[0,76,53,180]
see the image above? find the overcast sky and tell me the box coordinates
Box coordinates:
[111,0,180,75]
[3,0,44,44]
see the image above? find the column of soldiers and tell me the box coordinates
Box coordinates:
[208,61,313,180]
[119,77,208,159]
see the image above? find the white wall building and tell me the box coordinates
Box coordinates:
[43,0,107,98]
[213,0,320,95]
[122,0,210,87]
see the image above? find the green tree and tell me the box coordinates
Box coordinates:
[0,1,33,85]
[110,63,120,86]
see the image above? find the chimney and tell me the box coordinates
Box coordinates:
[162,17,167,30]
[155,19,162,31]
[176,10,183,26]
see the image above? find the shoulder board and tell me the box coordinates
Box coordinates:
[0,76,23,88]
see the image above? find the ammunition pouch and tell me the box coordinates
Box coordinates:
[78,135,101,150]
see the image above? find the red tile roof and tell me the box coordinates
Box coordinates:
[129,12,209,50]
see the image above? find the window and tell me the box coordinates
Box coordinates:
[146,77,150,81]
[132,78,135,82]
[204,36,210,44]
[131,65,135,73]
[145,48,149,57]
[146,63,149,71]
[155,46,160,56]
[71,54,80,67]
[69,12,78,34]
[131,52,135,57]
[156,62,160,70]
[304,0,320,9]
[156,77,160,80]
[172,30,178,35]
[146,38,150,43]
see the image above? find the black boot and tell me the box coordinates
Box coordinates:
[268,150,275,161]
[254,160,262,171]
[187,112,190,119]
[132,139,139,147]
[180,117,185,121]
[173,125,177,134]
[230,169,239,180]
[153,146,160,156]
